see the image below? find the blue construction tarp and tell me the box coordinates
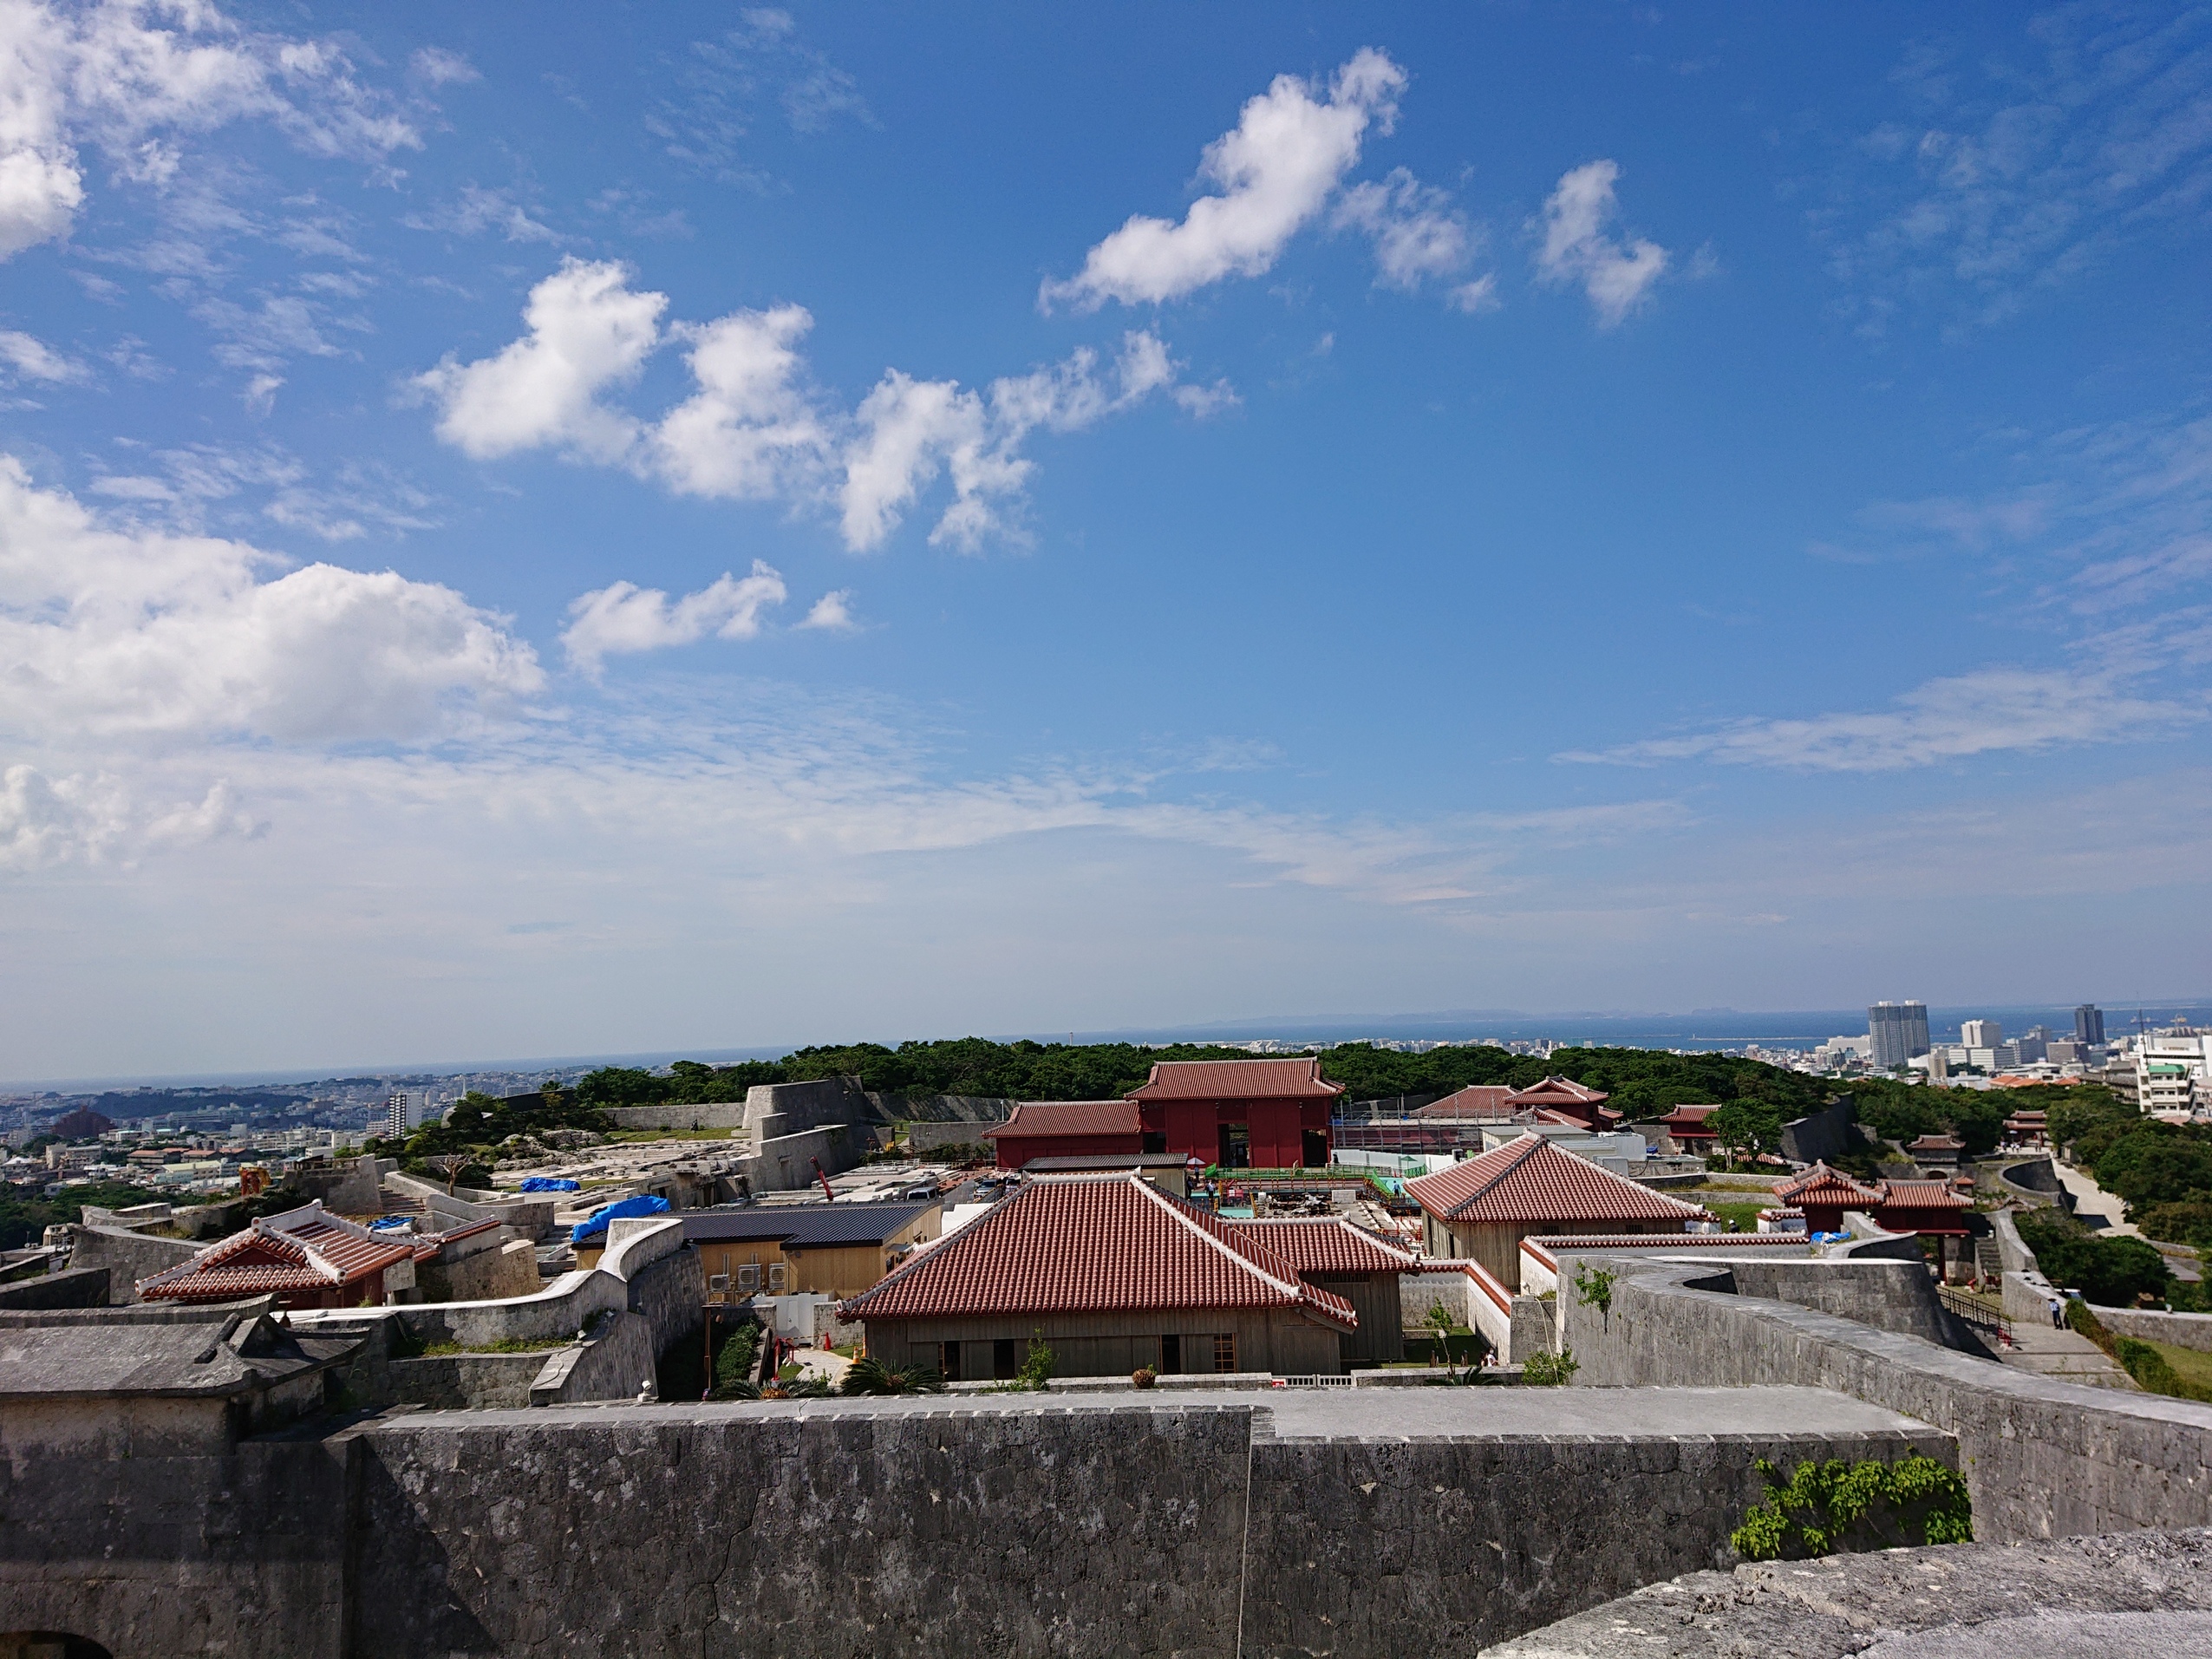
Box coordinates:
[570,1192,670,1244]
[519,1177,581,1192]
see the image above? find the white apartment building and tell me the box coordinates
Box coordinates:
[1960,1018,2003,1051]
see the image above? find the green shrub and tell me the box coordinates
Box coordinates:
[2111,1335,2212,1403]
[709,1321,762,1400]
[1521,1349,1579,1386]
[1731,1454,1972,1560]
[840,1357,944,1395]
[1017,1331,1057,1389]
[2015,1210,2171,1306]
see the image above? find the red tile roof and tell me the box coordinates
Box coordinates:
[1660,1105,1719,1125]
[1774,1163,1883,1205]
[1222,1217,1419,1277]
[139,1202,416,1302]
[1404,1133,1708,1225]
[1125,1058,1344,1101]
[1416,1086,1518,1120]
[838,1174,1356,1331]
[1877,1179,1971,1210]
[1505,1076,1609,1107]
[980,1100,1143,1140]
[1905,1133,1965,1152]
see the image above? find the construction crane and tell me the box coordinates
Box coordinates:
[810,1156,836,1203]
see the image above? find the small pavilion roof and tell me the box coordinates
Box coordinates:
[138,1201,416,1303]
[1774,1163,1883,1206]
[1405,1133,1707,1225]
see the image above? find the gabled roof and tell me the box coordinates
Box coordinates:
[1222,1216,1420,1277]
[1774,1163,1883,1205]
[1505,1076,1609,1107]
[1125,1058,1345,1101]
[1904,1133,1965,1151]
[838,1174,1356,1331]
[1417,1086,1518,1120]
[981,1100,1142,1140]
[138,1202,416,1302]
[1659,1104,1719,1125]
[1404,1133,1707,1225]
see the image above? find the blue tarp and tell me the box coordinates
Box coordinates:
[569,1192,670,1244]
[368,1214,415,1231]
[519,1177,581,1192]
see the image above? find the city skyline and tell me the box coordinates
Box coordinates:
[3,3,2210,1075]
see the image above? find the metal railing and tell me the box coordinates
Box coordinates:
[1937,1283,2011,1342]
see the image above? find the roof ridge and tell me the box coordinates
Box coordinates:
[1453,1131,1547,1209]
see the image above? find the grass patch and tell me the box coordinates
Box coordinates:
[2145,1338,2212,1393]
[1695,1199,1773,1233]
[416,1336,567,1357]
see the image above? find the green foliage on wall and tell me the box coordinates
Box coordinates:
[1520,1349,1579,1386]
[1731,1454,1972,1560]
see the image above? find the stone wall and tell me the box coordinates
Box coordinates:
[385,1350,545,1411]
[2091,1305,2212,1354]
[601,1103,747,1131]
[528,1309,657,1406]
[64,1225,199,1301]
[417,1238,540,1303]
[0,1266,108,1310]
[1555,1252,2212,1540]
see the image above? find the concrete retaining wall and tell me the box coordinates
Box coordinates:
[1556,1253,2212,1540]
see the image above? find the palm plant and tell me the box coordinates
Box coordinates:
[839,1356,945,1395]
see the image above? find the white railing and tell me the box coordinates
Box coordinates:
[1274,1374,1354,1388]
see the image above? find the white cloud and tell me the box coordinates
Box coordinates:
[0,326,81,381]
[1448,274,1500,314]
[1041,48,1406,310]
[1333,166,1480,291]
[1534,160,1669,327]
[420,264,1191,552]
[646,303,830,500]
[1172,379,1240,417]
[412,258,667,463]
[408,47,478,88]
[0,456,540,741]
[797,589,856,631]
[0,0,421,260]
[404,183,559,245]
[1562,667,2204,772]
[560,562,789,673]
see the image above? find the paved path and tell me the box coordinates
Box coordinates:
[2055,1160,2143,1237]
[1999,1318,2137,1389]
[504,1382,1938,1440]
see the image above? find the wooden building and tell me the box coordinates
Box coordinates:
[1126,1056,1343,1170]
[1404,1133,1710,1290]
[1221,1216,1418,1365]
[684,1201,940,1301]
[982,1101,1145,1170]
[1772,1163,1975,1277]
[137,1201,418,1311]
[839,1173,1355,1379]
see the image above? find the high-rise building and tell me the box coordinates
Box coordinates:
[2075,1004,2106,1046]
[1961,1018,2002,1052]
[1869,1001,1930,1068]
[383,1092,424,1140]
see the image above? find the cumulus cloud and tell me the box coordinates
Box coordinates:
[1333,166,1481,291]
[0,764,259,871]
[412,258,667,462]
[797,589,855,631]
[0,456,541,742]
[1534,160,1669,327]
[1561,667,2204,772]
[1041,48,1406,310]
[419,263,1197,552]
[0,0,421,260]
[647,303,831,500]
[560,562,789,673]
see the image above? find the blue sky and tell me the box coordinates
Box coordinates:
[2,2,2209,1075]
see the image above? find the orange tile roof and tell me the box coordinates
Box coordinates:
[1222,1216,1419,1276]
[839,1174,1355,1331]
[1404,1133,1708,1225]
[1125,1057,1344,1101]
[1877,1179,1972,1210]
[139,1202,416,1302]
[980,1100,1143,1140]
[1505,1076,1610,1107]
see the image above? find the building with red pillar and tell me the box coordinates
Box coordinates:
[1126,1057,1343,1170]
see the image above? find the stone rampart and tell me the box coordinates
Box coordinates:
[64,1224,199,1301]
[2091,1304,2212,1354]
[0,1266,108,1310]
[6,1390,1950,1659]
[601,1103,747,1131]
[1554,1252,2212,1540]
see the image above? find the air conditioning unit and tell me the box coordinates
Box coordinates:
[736,1264,760,1292]
[767,1264,789,1292]
[708,1272,729,1292]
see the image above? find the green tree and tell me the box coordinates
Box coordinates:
[1710,1101,1784,1169]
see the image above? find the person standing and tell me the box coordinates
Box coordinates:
[2048,1296,2064,1329]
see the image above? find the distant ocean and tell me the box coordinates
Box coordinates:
[10,997,2209,1094]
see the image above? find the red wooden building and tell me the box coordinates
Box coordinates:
[1773,1163,1974,1276]
[138,1201,419,1310]
[1126,1057,1343,1170]
[982,1058,1346,1172]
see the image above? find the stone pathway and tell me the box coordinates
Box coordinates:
[1998,1318,2137,1389]
[791,1346,853,1387]
[2055,1160,2142,1237]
